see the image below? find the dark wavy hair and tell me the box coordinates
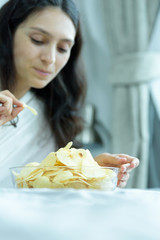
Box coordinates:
[0,0,86,148]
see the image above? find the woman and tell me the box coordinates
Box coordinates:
[0,0,139,187]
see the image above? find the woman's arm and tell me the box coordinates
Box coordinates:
[94,153,139,187]
[0,90,24,126]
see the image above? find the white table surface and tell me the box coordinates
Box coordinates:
[0,188,160,240]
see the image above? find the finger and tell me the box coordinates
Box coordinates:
[118,172,130,181]
[130,158,140,168]
[120,163,131,172]
[116,154,136,163]
[117,154,140,169]
[117,180,127,188]
[0,96,13,115]
[0,94,10,105]
[0,106,23,125]
[12,106,24,118]
[13,97,23,107]
[0,114,13,125]
[120,158,139,173]
[1,90,23,107]
[0,106,6,113]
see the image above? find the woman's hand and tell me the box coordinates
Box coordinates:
[0,90,24,126]
[94,153,139,188]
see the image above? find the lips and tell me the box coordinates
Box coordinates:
[33,67,52,76]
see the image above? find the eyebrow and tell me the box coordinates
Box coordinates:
[30,27,75,44]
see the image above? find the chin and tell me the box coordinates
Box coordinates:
[32,79,53,89]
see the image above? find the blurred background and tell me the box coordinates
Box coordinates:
[1,0,160,189]
[74,0,160,189]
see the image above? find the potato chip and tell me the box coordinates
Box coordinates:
[27,180,34,188]
[39,152,57,167]
[89,176,115,190]
[51,182,65,188]
[26,169,43,181]
[17,181,23,188]
[72,171,88,180]
[53,170,73,183]
[64,141,73,150]
[105,169,117,179]
[56,148,86,167]
[16,168,43,185]
[23,103,38,115]
[42,169,62,177]
[32,176,52,188]
[65,182,87,189]
[84,149,99,166]
[22,180,29,188]
[81,165,106,179]
[18,166,39,179]
[25,162,40,167]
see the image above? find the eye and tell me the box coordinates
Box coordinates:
[58,47,68,53]
[31,38,43,45]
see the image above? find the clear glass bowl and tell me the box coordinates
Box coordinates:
[10,165,119,191]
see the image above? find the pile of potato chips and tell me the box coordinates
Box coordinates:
[13,142,118,190]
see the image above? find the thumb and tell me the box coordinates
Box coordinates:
[13,98,24,107]
[12,106,24,118]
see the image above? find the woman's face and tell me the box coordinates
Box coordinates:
[13,7,76,98]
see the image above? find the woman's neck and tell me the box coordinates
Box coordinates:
[13,86,31,99]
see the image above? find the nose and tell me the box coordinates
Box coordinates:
[40,45,56,64]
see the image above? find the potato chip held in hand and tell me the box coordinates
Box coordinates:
[23,103,38,115]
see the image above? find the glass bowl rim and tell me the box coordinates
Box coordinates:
[10,166,119,170]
